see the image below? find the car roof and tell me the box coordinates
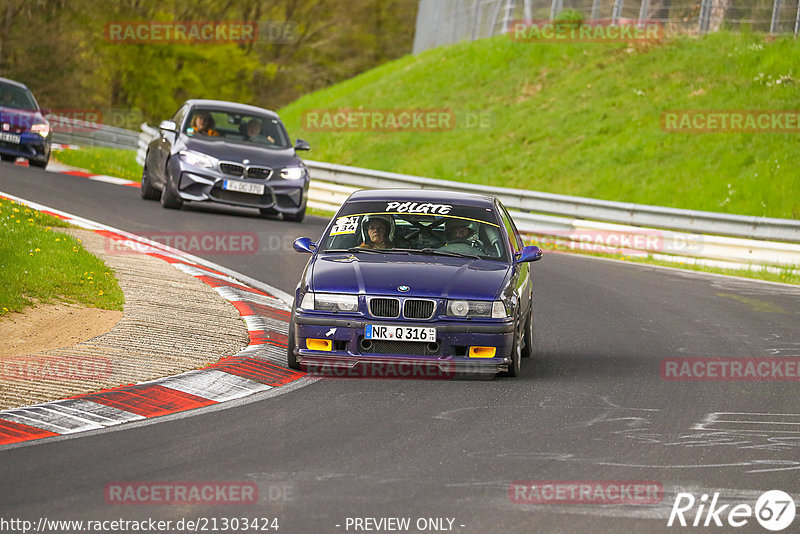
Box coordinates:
[0,77,31,90]
[184,99,279,120]
[346,189,497,208]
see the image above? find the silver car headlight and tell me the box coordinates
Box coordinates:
[447,300,508,318]
[300,292,358,312]
[179,150,218,169]
[280,166,306,180]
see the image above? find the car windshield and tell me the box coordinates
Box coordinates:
[183,108,291,149]
[319,200,509,261]
[0,82,38,111]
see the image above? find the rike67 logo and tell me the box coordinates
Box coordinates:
[668,490,796,531]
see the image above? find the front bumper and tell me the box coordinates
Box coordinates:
[0,133,50,161]
[171,160,308,216]
[292,313,515,378]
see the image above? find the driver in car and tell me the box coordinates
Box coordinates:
[189,111,219,137]
[359,215,394,250]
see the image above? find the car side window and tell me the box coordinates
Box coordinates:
[498,203,523,254]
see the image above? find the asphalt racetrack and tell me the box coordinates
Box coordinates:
[1,163,799,533]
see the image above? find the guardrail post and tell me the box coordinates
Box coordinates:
[795,0,800,34]
[550,0,564,20]
[611,0,623,24]
[524,0,533,20]
[638,0,651,25]
[770,0,783,32]
[697,0,711,32]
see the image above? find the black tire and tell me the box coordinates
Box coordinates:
[140,162,161,200]
[159,162,183,209]
[283,207,306,223]
[501,315,522,378]
[287,311,300,370]
[259,207,279,218]
[29,157,48,169]
[0,154,14,162]
[521,305,534,358]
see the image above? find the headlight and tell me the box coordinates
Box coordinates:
[179,150,218,168]
[447,300,507,318]
[280,166,305,180]
[31,123,50,137]
[300,292,358,312]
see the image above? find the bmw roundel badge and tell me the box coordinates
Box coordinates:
[398,285,410,292]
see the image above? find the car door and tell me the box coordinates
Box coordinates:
[152,105,187,187]
[497,201,531,318]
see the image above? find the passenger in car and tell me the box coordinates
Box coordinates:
[439,219,481,254]
[243,118,275,144]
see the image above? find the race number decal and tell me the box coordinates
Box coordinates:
[331,216,360,235]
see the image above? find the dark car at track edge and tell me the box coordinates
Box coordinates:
[142,99,310,222]
[0,77,52,168]
[288,189,543,378]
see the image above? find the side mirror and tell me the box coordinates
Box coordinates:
[294,138,311,151]
[40,107,51,115]
[515,245,543,264]
[293,237,316,254]
[159,120,177,132]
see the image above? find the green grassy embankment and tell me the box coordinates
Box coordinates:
[0,198,125,316]
[279,30,799,220]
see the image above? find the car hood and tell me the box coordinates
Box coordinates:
[311,253,510,300]
[181,136,301,168]
[0,107,46,130]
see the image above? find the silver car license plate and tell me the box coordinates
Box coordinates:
[223,180,265,195]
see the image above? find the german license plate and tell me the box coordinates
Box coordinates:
[223,180,265,195]
[365,325,436,342]
[0,132,20,144]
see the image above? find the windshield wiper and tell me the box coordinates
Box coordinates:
[391,248,482,260]
[342,247,410,254]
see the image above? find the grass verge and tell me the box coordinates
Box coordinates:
[52,146,142,182]
[279,30,800,220]
[534,237,800,285]
[0,197,125,317]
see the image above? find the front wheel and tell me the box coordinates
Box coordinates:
[160,163,183,209]
[29,157,48,169]
[140,162,161,200]
[521,305,534,358]
[501,316,522,378]
[0,154,15,162]
[283,207,306,223]
[287,312,300,370]
[259,207,279,218]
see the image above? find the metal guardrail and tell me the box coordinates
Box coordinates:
[48,115,139,151]
[136,123,800,267]
[305,160,800,244]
